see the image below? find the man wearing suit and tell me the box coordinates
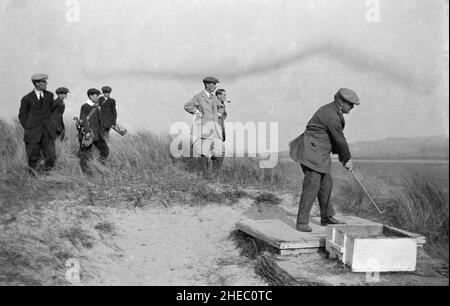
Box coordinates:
[98,86,117,138]
[78,88,109,174]
[184,77,225,173]
[18,74,57,173]
[52,87,70,141]
[293,88,360,232]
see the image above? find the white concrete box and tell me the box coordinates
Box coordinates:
[326,224,418,272]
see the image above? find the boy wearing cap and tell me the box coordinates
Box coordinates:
[78,88,109,174]
[184,77,225,173]
[52,87,69,141]
[98,86,117,137]
[293,88,360,232]
[18,74,57,173]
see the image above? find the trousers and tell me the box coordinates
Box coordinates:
[78,138,109,173]
[296,165,335,225]
[25,128,56,171]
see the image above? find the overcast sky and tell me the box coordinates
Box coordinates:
[0,0,448,151]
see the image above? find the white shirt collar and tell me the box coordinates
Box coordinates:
[86,99,95,106]
[34,89,43,99]
[204,89,213,98]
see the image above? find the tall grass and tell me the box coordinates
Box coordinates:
[217,158,301,190]
[0,119,188,186]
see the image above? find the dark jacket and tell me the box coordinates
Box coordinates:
[217,102,228,141]
[99,97,117,130]
[79,103,105,142]
[18,90,57,143]
[52,98,65,135]
[293,101,351,173]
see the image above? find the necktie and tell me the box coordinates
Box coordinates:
[39,93,43,103]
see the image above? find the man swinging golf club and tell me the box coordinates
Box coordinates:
[292,88,360,232]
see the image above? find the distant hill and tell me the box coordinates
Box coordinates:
[350,136,449,160]
[280,136,449,160]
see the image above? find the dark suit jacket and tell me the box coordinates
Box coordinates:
[52,98,65,135]
[217,102,228,142]
[80,103,105,142]
[295,101,351,173]
[18,90,57,144]
[99,97,117,130]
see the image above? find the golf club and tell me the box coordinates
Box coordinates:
[350,169,384,214]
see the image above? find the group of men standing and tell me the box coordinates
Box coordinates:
[18,73,118,175]
[19,73,360,233]
[77,87,118,174]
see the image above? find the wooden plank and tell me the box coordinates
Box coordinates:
[236,219,326,251]
[279,248,321,256]
[383,225,426,245]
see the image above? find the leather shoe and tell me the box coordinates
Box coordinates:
[321,217,345,226]
[296,224,312,232]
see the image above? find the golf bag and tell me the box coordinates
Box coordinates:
[73,117,94,148]
[73,104,100,148]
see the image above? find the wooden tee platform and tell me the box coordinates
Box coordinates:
[236,216,425,256]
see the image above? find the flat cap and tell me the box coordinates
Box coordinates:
[203,76,220,84]
[55,87,70,95]
[101,86,112,93]
[337,88,360,105]
[31,74,48,82]
[87,88,101,96]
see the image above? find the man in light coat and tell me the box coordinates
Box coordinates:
[184,77,225,172]
[293,88,360,232]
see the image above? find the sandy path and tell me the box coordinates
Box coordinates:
[81,201,266,286]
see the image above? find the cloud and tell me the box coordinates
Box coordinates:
[81,41,429,93]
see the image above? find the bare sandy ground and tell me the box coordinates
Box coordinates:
[80,201,266,286]
[1,193,267,286]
